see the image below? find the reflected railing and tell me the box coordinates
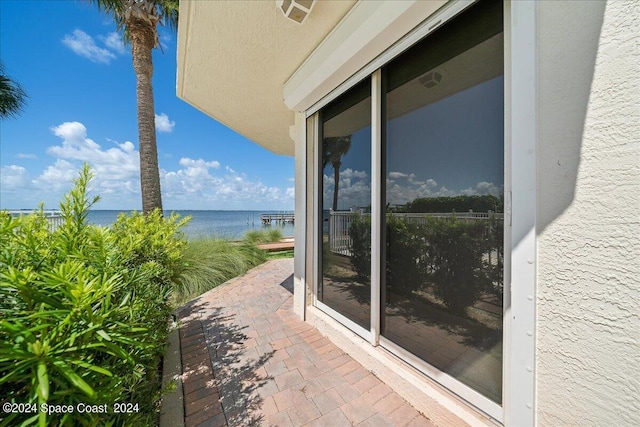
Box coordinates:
[328,210,503,257]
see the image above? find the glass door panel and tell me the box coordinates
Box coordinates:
[382,0,504,404]
[319,79,372,330]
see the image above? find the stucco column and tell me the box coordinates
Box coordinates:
[292,111,307,319]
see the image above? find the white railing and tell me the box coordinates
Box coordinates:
[328,211,358,256]
[328,210,503,256]
[5,210,64,231]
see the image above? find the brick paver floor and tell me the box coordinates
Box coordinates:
[177,259,436,427]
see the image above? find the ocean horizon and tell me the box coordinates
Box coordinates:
[86,209,295,240]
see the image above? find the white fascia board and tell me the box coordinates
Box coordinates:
[176,0,192,101]
[284,0,448,112]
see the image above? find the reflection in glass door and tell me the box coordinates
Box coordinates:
[319,79,372,331]
[382,0,504,404]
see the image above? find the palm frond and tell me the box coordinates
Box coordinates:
[86,0,179,47]
[0,62,28,119]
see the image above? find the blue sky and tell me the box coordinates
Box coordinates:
[323,76,504,211]
[0,1,295,211]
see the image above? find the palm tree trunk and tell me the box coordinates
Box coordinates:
[129,19,163,213]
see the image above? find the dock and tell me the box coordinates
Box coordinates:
[255,237,295,252]
[260,213,294,225]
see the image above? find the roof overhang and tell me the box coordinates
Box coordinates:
[176,0,356,156]
[177,0,458,156]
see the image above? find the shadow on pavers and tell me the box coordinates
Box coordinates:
[175,272,295,426]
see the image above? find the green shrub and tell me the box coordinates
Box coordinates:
[349,214,371,281]
[348,213,497,314]
[484,215,504,302]
[385,215,429,296]
[0,164,185,427]
[426,217,488,315]
[111,209,189,289]
[406,195,502,213]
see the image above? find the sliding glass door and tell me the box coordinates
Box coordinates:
[314,0,505,413]
[318,79,372,332]
[382,0,504,405]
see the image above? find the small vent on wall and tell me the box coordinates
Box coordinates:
[277,0,315,24]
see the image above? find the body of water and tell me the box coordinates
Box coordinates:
[88,210,295,240]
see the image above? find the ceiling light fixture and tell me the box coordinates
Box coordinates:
[276,0,315,25]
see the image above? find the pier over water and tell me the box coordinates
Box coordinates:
[260,213,294,225]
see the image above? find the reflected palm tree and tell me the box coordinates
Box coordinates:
[323,136,352,211]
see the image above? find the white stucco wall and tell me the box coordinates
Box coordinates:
[536,1,640,425]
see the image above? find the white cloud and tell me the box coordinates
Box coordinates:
[286,187,295,199]
[460,181,502,197]
[27,122,141,202]
[159,31,173,50]
[341,168,368,180]
[386,174,502,205]
[102,32,126,55]
[163,157,294,209]
[62,29,116,64]
[16,153,37,160]
[388,171,408,180]
[323,168,371,210]
[155,113,175,133]
[178,157,219,169]
[34,160,78,191]
[0,165,30,190]
[1,122,294,211]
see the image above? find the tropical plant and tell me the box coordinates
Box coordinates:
[322,135,352,211]
[0,62,27,119]
[172,237,266,305]
[0,164,186,426]
[88,0,179,213]
[244,228,283,244]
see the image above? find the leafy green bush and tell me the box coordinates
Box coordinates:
[426,217,488,315]
[484,215,504,302]
[0,164,185,427]
[349,214,371,281]
[385,215,429,296]
[347,213,498,314]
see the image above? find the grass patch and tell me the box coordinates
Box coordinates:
[244,228,283,244]
[172,238,267,306]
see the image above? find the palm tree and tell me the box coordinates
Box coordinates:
[89,0,178,213]
[322,136,352,211]
[0,62,27,119]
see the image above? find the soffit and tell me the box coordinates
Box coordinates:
[324,33,504,137]
[177,0,356,156]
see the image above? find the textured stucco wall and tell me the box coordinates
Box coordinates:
[536,1,640,425]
